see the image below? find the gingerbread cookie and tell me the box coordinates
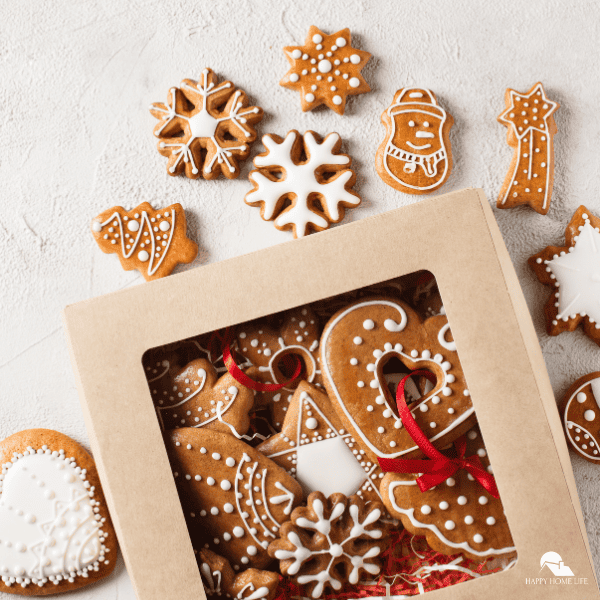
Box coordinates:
[149,358,256,436]
[0,429,116,595]
[150,68,263,179]
[236,306,323,428]
[497,82,559,214]
[381,427,515,561]
[257,382,384,502]
[245,130,361,238]
[280,26,371,115]
[268,491,389,598]
[321,298,476,462]
[165,428,303,569]
[529,206,600,346]
[199,548,279,600]
[91,202,197,281]
[376,89,454,194]
[561,372,600,463]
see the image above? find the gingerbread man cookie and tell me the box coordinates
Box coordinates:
[376,88,454,194]
[150,68,263,179]
[529,206,600,346]
[497,82,559,214]
[148,358,256,436]
[165,428,303,570]
[199,548,280,600]
[92,202,197,281]
[280,26,371,115]
[561,372,600,463]
[245,130,361,238]
[320,298,476,462]
[236,306,323,428]
[381,427,515,561]
[0,429,116,595]
[257,382,384,502]
[268,491,389,599]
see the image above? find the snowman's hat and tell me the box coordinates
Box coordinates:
[388,88,446,120]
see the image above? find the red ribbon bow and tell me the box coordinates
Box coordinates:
[213,328,303,392]
[377,370,499,499]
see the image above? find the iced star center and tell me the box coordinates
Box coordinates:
[188,108,218,139]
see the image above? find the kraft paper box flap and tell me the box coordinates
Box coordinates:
[63,187,598,600]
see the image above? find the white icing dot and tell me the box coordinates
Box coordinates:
[473,534,484,543]
[478,496,488,505]
[318,59,332,73]
[333,95,342,105]
[226,457,235,467]
[349,77,360,88]
[233,526,245,538]
[291,49,302,59]
[585,410,596,421]
[127,220,140,232]
[439,501,449,510]
[350,54,360,64]
[445,520,455,530]
[224,503,234,513]
[336,37,346,47]
[207,477,215,486]
[306,418,318,430]
[312,34,323,43]
[159,221,170,232]
[305,93,315,103]
[457,496,467,505]
[221,480,232,491]
[486,517,496,525]
[138,250,149,262]
[353,337,363,345]
[247,545,258,556]
[577,392,587,403]
[465,515,474,525]
[350,358,358,365]
[363,319,375,330]
[421,505,431,515]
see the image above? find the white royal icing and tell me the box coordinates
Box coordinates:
[564,376,600,461]
[247,131,360,238]
[0,447,108,588]
[545,216,600,325]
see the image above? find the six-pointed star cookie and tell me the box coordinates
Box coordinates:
[529,205,600,346]
[256,381,384,502]
[280,26,371,115]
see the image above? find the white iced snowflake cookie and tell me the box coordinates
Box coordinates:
[245,130,361,238]
[381,427,516,561]
[529,205,600,346]
[0,429,116,595]
[150,68,263,179]
[268,491,389,599]
[165,428,303,570]
[561,372,600,463]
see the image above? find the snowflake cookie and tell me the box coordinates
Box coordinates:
[165,428,303,570]
[497,82,559,215]
[257,381,384,502]
[245,130,361,238]
[0,429,116,594]
[91,202,198,281]
[561,372,600,463]
[150,68,263,179]
[199,548,280,600]
[268,491,389,598]
[529,205,600,346]
[381,427,516,561]
[280,26,371,115]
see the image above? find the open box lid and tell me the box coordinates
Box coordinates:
[63,188,598,599]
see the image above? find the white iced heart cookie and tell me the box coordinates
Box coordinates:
[0,429,116,595]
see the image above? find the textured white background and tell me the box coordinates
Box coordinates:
[1,0,599,597]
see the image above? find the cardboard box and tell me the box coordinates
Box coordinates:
[63,187,599,599]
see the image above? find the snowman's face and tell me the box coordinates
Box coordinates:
[391,109,444,155]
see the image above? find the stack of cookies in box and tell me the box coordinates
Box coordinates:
[143,272,516,599]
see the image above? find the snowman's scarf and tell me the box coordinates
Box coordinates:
[386,142,446,178]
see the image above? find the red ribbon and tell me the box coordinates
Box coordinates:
[377,370,499,499]
[214,328,303,392]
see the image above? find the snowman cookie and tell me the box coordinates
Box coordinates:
[376,88,454,194]
[381,427,515,561]
[561,372,600,463]
[0,429,116,595]
[320,298,476,462]
[165,428,303,570]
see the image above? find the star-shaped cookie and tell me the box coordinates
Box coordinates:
[529,205,600,345]
[280,26,370,115]
[497,82,559,214]
[256,381,384,502]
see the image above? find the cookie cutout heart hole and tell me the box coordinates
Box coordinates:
[272,349,309,385]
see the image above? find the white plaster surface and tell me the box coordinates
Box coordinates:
[0,0,599,597]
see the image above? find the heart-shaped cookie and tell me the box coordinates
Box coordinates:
[320,297,476,461]
[165,428,303,570]
[0,429,116,595]
[561,372,600,463]
[149,358,256,437]
[380,426,515,561]
[236,306,324,428]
